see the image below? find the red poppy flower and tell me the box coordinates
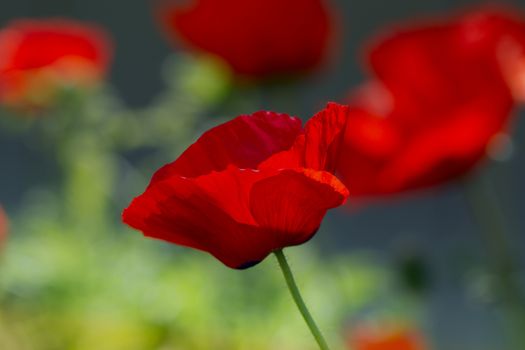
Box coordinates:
[123,103,349,269]
[348,326,426,350]
[0,19,112,110]
[337,8,524,197]
[158,0,335,79]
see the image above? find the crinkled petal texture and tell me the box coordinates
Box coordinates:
[152,111,303,181]
[123,105,349,269]
[0,19,112,109]
[337,8,521,198]
[260,102,350,171]
[159,0,334,78]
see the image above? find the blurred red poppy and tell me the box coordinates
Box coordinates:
[158,0,335,79]
[123,103,349,269]
[0,206,8,247]
[337,7,525,198]
[0,19,112,110]
[348,326,426,350]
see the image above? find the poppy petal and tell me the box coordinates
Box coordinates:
[379,90,513,191]
[152,111,302,182]
[123,176,226,253]
[302,102,350,172]
[123,174,271,269]
[192,167,349,266]
[124,165,348,269]
[259,102,349,172]
[249,168,348,246]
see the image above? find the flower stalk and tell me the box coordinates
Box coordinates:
[464,172,525,349]
[274,249,331,350]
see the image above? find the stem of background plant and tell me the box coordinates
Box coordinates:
[464,171,525,349]
[274,249,331,350]
[55,90,115,234]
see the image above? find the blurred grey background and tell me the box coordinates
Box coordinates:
[0,1,524,349]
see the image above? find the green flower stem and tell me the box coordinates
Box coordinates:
[464,172,525,349]
[274,249,331,350]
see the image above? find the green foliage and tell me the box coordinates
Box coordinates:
[0,210,391,349]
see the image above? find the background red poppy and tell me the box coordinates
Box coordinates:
[348,326,426,350]
[0,19,112,109]
[158,0,335,79]
[0,206,7,248]
[337,8,524,197]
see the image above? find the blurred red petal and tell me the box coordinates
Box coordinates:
[0,19,112,109]
[158,0,335,78]
[337,7,521,198]
[0,206,7,247]
[350,326,426,350]
[0,19,111,72]
[378,91,513,192]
